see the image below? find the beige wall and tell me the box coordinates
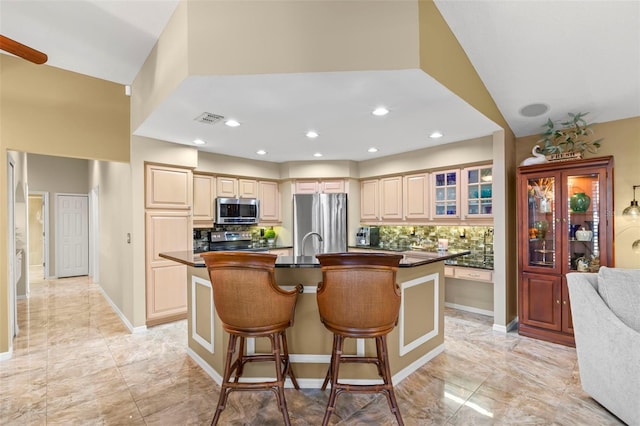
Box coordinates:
[516,116,640,269]
[27,154,89,278]
[0,54,130,353]
[88,160,134,324]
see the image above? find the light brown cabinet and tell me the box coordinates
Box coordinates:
[360,179,380,221]
[145,164,193,326]
[258,180,281,223]
[145,211,191,325]
[403,173,430,220]
[517,156,613,346]
[294,179,345,194]
[216,177,258,198]
[145,164,192,209]
[193,174,215,222]
[379,176,403,220]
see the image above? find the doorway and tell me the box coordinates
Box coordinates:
[28,192,49,280]
[55,194,89,278]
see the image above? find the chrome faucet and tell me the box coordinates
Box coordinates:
[301,232,323,256]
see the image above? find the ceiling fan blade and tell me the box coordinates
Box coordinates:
[0,34,47,64]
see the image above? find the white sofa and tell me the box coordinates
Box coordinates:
[566,267,640,426]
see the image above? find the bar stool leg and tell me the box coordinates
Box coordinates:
[212,334,238,425]
[322,334,344,426]
[270,333,292,426]
[378,335,404,426]
[321,335,338,391]
[280,331,300,390]
[233,336,246,382]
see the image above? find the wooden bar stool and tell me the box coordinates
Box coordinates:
[201,252,303,426]
[316,252,404,426]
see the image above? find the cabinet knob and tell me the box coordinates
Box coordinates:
[556,299,560,304]
[563,300,567,305]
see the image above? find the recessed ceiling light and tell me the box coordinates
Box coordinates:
[519,103,549,118]
[313,152,323,157]
[306,130,319,139]
[225,119,240,127]
[193,139,206,145]
[256,150,267,155]
[372,107,389,116]
[368,147,378,153]
[429,131,443,139]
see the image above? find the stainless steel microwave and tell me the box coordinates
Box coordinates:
[215,197,260,225]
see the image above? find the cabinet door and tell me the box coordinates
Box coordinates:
[258,181,281,223]
[404,173,429,219]
[217,177,238,198]
[380,176,403,220]
[431,169,459,218]
[238,178,258,198]
[565,167,610,273]
[145,164,192,209]
[463,165,493,218]
[519,172,562,275]
[294,180,319,194]
[519,272,562,331]
[193,174,215,221]
[320,179,345,193]
[145,210,191,324]
[561,277,573,334]
[360,179,379,221]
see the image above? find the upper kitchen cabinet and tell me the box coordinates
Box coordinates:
[403,172,430,220]
[379,176,403,220]
[360,179,380,221]
[517,156,613,346]
[293,179,346,194]
[462,165,493,219]
[258,180,281,223]
[431,169,460,219]
[216,176,258,198]
[145,164,193,210]
[193,173,215,223]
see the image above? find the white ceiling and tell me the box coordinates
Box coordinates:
[1,0,638,163]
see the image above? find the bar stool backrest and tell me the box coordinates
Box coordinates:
[202,252,298,335]
[316,253,403,338]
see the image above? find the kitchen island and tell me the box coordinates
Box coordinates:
[160,249,469,388]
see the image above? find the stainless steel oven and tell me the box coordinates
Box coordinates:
[215,197,259,225]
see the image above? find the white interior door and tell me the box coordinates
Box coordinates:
[56,194,89,278]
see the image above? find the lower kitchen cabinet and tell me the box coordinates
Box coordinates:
[145,210,191,325]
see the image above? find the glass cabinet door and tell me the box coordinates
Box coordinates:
[566,171,603,272]
[526,175,558,271]
[465,165,493,217]
[432,169,459,218]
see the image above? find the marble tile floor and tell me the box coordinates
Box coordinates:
[0,271,624,425]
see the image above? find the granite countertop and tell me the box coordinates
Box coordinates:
[160,249,470,269]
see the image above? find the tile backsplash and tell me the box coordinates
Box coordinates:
[376,225,494,268]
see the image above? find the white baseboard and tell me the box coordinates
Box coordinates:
[0,347,13,361]
[493,316,518,333]
[187,347,223,384]
[393,343,445,384]
[445,302,494,317]
[97,286,147,334]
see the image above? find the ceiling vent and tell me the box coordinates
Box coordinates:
[194,112,224,125]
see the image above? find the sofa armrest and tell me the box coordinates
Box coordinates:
[566,272,640,425]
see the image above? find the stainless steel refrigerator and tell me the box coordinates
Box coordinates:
[293,193,347,257]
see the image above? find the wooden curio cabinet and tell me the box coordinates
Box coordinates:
[517,156,613,346]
